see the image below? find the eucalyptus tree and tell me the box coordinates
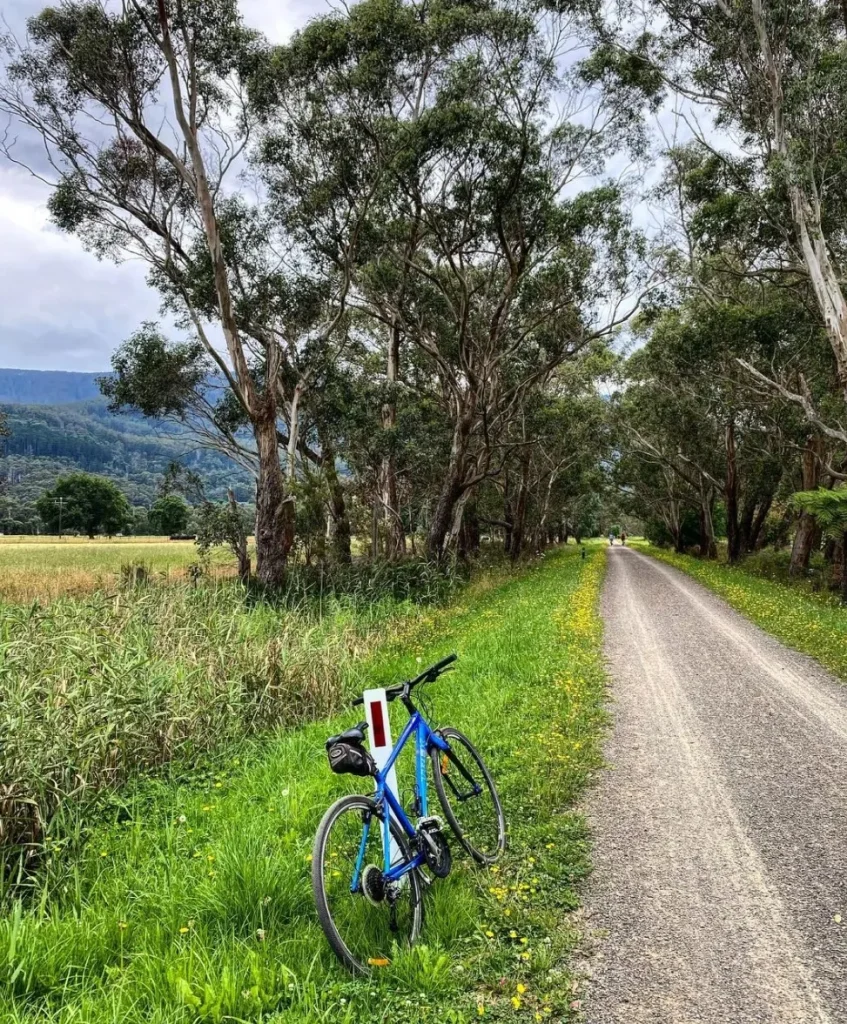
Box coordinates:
[261,0,652,560]
[484,359,612,558]
[0,0,373,583]
[2,0,649,569]
[613,442,693,551]
[376,14,648,560]
[617,288,819,560]
[606,0,847,420]
[248,0,456,559]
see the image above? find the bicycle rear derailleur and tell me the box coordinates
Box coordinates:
[416,816,452,878]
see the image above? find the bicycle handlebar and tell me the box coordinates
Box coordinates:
[351,653,457,707]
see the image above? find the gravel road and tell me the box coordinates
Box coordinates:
[584,547,847,1024]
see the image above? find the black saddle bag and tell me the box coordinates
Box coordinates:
[326,739,376,777]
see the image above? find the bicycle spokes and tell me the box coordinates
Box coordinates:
[317,798,420,969]
[442,752,483,802]
[433,730,506,864]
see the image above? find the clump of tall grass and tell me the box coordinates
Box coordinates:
[0,577,433,857]
[276,556,469,608]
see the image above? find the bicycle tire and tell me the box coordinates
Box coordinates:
[312,793,423,973]
[431,727,507,864]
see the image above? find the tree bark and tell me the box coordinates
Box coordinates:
[253,412,292,585]
[321,441,351,564]
[457,501,481,559]
[427,414,473,559]
[748,496,773,552]
[739,495,757,553]
[751,0,847,400]
[446,489,473,556]
[725,420,742,564]
[789,435,824,577]
[428,469,465,560]
[699,486,717,559]
[509,450,531,562]
[381,321,406,558]
[156,0,292,585]
[371,496,380,559]
[286,382,305,481]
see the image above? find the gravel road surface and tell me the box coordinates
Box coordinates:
[584,547,847,1024]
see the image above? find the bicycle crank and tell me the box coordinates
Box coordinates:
[417,816,452,878]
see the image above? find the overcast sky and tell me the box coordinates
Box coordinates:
[0,0,318,372]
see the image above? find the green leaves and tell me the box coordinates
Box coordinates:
[99,323,208,421]
[35,472,133,538]
[148,495,191,536]
[791,487,847,536]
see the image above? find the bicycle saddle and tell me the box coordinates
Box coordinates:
[326,721,369,747]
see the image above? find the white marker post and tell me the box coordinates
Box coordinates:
[363,687,402,865]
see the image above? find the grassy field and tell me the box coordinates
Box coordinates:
[0,558,466,853]
[0,545,607,1024]
[638,544,847,682]
[0,536,237,602]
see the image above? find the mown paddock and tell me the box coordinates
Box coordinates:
[0,536,242,602]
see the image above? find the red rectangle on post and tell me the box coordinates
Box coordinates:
[369,700,387,748]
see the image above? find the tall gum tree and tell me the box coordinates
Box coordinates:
[259,0,653,560]
[0,0,293,582]
[0,0,375,582]
[605,0,847,414]
[359,1,649,558]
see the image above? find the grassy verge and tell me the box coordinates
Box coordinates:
[0,546,607,1024]
[638,544,847,681]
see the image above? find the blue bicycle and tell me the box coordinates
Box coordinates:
[312,654,507,973]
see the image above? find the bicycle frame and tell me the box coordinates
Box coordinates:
[351,710,450,891]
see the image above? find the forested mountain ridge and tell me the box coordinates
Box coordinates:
[0,368,103,405]
[0,370,253,507]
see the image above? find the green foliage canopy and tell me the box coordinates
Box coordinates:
[148,494,191,535]
[35,472,133,537]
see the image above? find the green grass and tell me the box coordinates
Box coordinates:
[638,544,847,682]
[0,546,607,1024]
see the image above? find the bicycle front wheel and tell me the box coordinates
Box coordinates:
[312,794,423,974]
[431,728,507,864]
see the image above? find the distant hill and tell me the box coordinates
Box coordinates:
[0,369,253,510]
[0,368,104,405]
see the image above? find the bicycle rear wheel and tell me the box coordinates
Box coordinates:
[312,794,423,974]
[431,728,507,864]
